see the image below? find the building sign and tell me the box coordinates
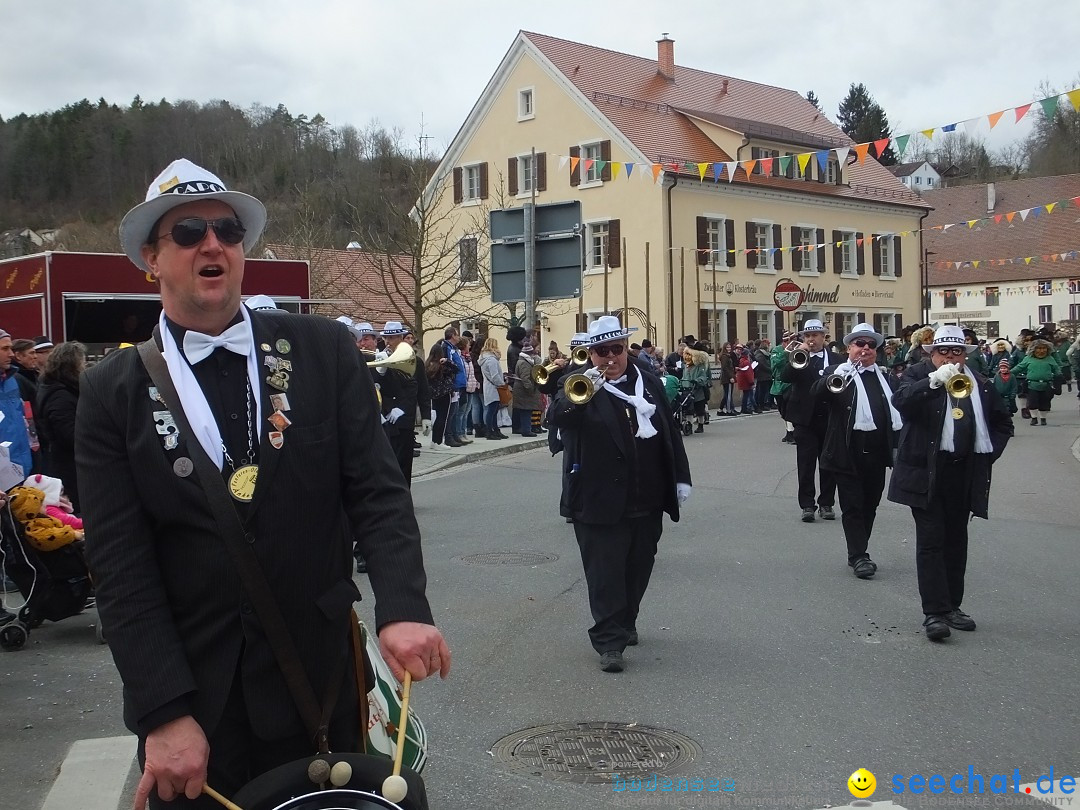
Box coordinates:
[852,289,895,299]
[930,310,990,320]
[773,278,804,311]
[802,283,840,304]
[704,281,758,295]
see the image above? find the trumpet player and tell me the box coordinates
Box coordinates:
[812,323,903,580]
[549,316,691,673]
[889,325,1013,641]
[777,319,841,523]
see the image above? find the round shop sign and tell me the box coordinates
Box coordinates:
[773,278,804,311]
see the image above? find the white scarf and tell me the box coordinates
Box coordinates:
[157,309,263,468]
[941,365,993,454]
[848,363,903,432]
[603,365,658,439]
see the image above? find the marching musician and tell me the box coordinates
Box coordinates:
[777,318,842,523]
[811,323,903,580]
[374,321,426,485]
[549,316,691,673]
[889,325,1013,641]
[77,159,448,808]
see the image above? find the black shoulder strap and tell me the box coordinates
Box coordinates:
[137,331,335,752]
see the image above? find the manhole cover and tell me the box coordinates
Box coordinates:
[490,721,701,784]
[456,551,558,565]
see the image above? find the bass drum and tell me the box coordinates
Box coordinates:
[268,789,402,810]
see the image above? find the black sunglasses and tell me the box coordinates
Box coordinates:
[591,343,625,357]
[151,217,246,248]
[934,346,966,357]
[851,339,877,349]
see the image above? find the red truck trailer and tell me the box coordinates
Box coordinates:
[0,252,309,357]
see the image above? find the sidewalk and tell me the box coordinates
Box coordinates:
[412,431,548,479]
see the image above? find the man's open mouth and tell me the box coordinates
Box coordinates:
[199,266,224,278]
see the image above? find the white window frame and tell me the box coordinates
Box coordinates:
[835,311,859,339]
[517,87,535,121]
[914,176,922,185]
[1038,304,1053,323]
[461,163,482,205]
[1070,303,1080,320]
[825,159,840,184]
[458,235,479,285]
[703,214,729,271]
[1037,280,1052,296]
[516,153,535,196]
[878,235,896,279]
[795,224,817,276]
[839,228,858,277]
[701,306,728,349]
[752,220,775,275]
[754,310,774,343]
[985,286,1000,307]
[584,219,611,275]
[580,141,603,187]
[926,176,935,188]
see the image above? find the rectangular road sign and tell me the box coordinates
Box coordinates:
[490,201,582,303]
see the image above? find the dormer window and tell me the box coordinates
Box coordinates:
[825,158,841,184]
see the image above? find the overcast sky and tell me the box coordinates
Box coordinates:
[3,0,1076,158]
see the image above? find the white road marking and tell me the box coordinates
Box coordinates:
[42,736,136,810]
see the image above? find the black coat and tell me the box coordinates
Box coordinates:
[36,377,80,512]
[549,364,691,524]
[778,349,844,427]
[76,313,433,740]
[888,359,1013,517]
[811,364,899,476]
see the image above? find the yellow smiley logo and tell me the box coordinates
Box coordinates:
[848,768,876,798]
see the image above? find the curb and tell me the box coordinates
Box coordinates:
[413,437,548,479]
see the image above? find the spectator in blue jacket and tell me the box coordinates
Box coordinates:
[0,330,32,476]
[441,326,469,445]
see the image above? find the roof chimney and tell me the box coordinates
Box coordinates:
[986,182,996,214]
[657,34,674,81]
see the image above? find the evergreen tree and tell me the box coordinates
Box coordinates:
[1025,82,1080,177]
[806,90,822,112]
[837,83,897,165]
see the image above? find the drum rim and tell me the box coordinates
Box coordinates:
[268,787,402,810]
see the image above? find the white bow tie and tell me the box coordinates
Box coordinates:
[183,321,253,364]
[811,352,825,358]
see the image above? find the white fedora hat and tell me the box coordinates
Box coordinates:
[932,325,978,353]
[380,320,409,336]
[245,294,279,312]
[843,322,884,347]
[586,315,636,346]
[119,158,267,273]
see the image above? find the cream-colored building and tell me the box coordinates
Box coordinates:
[420,31,930,352]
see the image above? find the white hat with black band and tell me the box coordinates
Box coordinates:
[585,315,636,346]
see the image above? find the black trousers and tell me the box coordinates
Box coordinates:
[388,426,415,486]
[793,421,835,509]
[835,443,888,563]
[573,513,663,654]
[142,662,360,810]
[911,458,972,615]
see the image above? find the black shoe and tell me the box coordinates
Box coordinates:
[923,614,951,641]
[626,630,639,646]
[818,505,835,520]
[600,650,625,672]
[1040,418,1047,426]
[851,557,877,579]
[445,438,464,447]
[355,557,368,574]
[1021,408,1031,419]
[694,424,704,433]
[1030,417,1038,426]
[520,432,536,438]
[413,449,421,458]
[943,609,976,631]
[781,431,795,444]
[535,427,547,434]
[413,441,422,449]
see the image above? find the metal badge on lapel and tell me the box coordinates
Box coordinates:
[269,392,290,412]
[173,457,194,477]
[268,410,292,431]
[153,411,180,451]
[268,431,284,449]
[276,339,291,354]
[266,370,290,391]
[260,343,271,352]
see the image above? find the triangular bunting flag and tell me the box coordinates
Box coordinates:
[967,220,978,228]
[1014,103,1032,123]
[610,162,622,180]
[891,136,908,159]
[972,261,980,268]
[954,262,962,270]
[900,231,910,237]
[920,128,935,141]
[583,159,594,174]
[569,156,580,173]
[651,163,663,182]
[873,138,890,157]
[625,162,634,178]
[1046,202,1056,214]
[1040,96,1060,119]
[759,157,774,176]
[963,118,982,134]
[1031,206,1042,218]
[815,151,829,172]
[1067,89,1080,111]
[797,153,812,175]
[856,238,864,247]
[697,162,709,181]
[834,146,851,166]
[712,162,723,182]
[743,159,758,177]
[1019,209,1030,221]
[1072,196,1080,207]
[559,155,570,170]
[943,224,954,231]
[1024,257,1033,264]
[942,123,957,133]
[854,143,870,163]
[778,155,792,175]
[726,161,738,183]
[1006,211,1016,223]
[987,111,1005,129]
[595,160,607,174]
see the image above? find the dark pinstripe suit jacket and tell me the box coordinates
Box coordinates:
[75,312,433,740]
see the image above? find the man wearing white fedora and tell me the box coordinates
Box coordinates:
[890,325,1013,641]
[548,316,691,672]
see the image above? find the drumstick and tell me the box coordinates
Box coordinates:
[381,671,413,803]
[202,785,244,810]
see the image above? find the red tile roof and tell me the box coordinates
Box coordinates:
[523,31,927,209]
[264,244,416,327]
[922,175,1080,286]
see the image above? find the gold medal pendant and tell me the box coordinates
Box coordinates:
[228,464,259,502]
[952,407,964,420]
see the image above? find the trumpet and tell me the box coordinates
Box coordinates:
[532,361,562,385]
[571,345,590,365]
[825,369,854,394]
[564,372,604,405]
[784,339,809,370]
[946,373,974,399]
[366,342,416,374]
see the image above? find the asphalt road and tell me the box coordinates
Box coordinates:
[4,402,1079,810]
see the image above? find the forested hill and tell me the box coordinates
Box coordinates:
[0,97,437,250]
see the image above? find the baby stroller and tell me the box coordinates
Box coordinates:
[0,505,94,650]
[673,381,697,436]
